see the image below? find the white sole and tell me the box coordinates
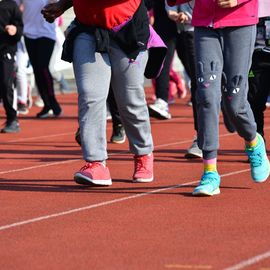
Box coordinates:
[185,152,203,159]
[253,161,270,183]
[148,105,171,120]
[74,173,112,186]
[192,187,220,196]
[111,135,126,144]
[133,176,154,183]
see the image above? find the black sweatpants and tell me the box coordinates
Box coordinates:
[24,36,56,109]
[0,52,17,122]
[248,50,270,139]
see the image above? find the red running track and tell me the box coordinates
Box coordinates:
[0,90,270,270]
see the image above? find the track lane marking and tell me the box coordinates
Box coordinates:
[223,251,270,270]
[165,264,212,269]
[1,127,269,269]
[0,168,251,232]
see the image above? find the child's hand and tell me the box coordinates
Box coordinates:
[5,25,17,36]
[167,10,180,22]
[177,12,189,23]
[41,2,64,23]
[217,0,238,8]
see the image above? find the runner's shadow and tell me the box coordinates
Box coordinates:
[179,185,251,197]
[0,178,194,195]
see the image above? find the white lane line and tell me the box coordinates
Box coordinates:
[0,180,196,231]
[0,168,252,232]
[6,132,75,143]
[0,159,79,175]
[223,251,270,270]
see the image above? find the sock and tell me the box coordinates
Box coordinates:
[203,158,217,172]
[246,134,258,148]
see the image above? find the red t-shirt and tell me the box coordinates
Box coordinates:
[73,0,141,30]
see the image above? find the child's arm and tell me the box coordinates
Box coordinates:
[41,0,73,23]
[8,4,23,42]
[165,1,179,21]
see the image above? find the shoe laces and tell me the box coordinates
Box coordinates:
[201,172,218,185]
[81,162,103,171]
[247,150,262,167]
[134,155,150,172]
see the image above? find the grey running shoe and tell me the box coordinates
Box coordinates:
[1,119,20,133]
[148,98,171,120]
[185,136,202,159]
[110,124,126,144]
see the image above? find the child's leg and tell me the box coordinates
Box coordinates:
[73,33,111,162]
[154,38,176,103]
[221,25,269,183]
[16,43,29,106]
[110,42,154,182]
[168,65,178,102]
[109,42,153,156]
[192,27,224,196]
[169,66,180,84]
[248,50,270,139]
[151,79,156,101]
[194,27,223,160]
[0,54,18,123]
[221,25,257,142]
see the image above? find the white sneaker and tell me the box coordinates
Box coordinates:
[148,98,171,120]
[34,97,44,108]
[185,136,202,159]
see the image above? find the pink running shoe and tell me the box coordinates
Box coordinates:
[133,153,154,183]
[74,162,112,186]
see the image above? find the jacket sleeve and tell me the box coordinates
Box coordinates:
[11,4,23,42]
[165,1,178,12]
[166,0,190,6]
[237,0,252,4]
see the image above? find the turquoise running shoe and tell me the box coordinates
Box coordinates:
[193,171,221,196]
[245,133,270,183]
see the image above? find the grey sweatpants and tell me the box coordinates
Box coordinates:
[73,33,153,162]
[194,25,257,159]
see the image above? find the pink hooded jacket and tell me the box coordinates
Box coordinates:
[167,0,258,28]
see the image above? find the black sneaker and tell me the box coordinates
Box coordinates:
[1,120,20,133]
[17,102,29,115]
[53,107,62,117]
[50,97,62,117]
[110,124,126,144]
[36,107,52,119]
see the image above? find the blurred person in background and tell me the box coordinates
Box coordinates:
[0,0,23,133]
